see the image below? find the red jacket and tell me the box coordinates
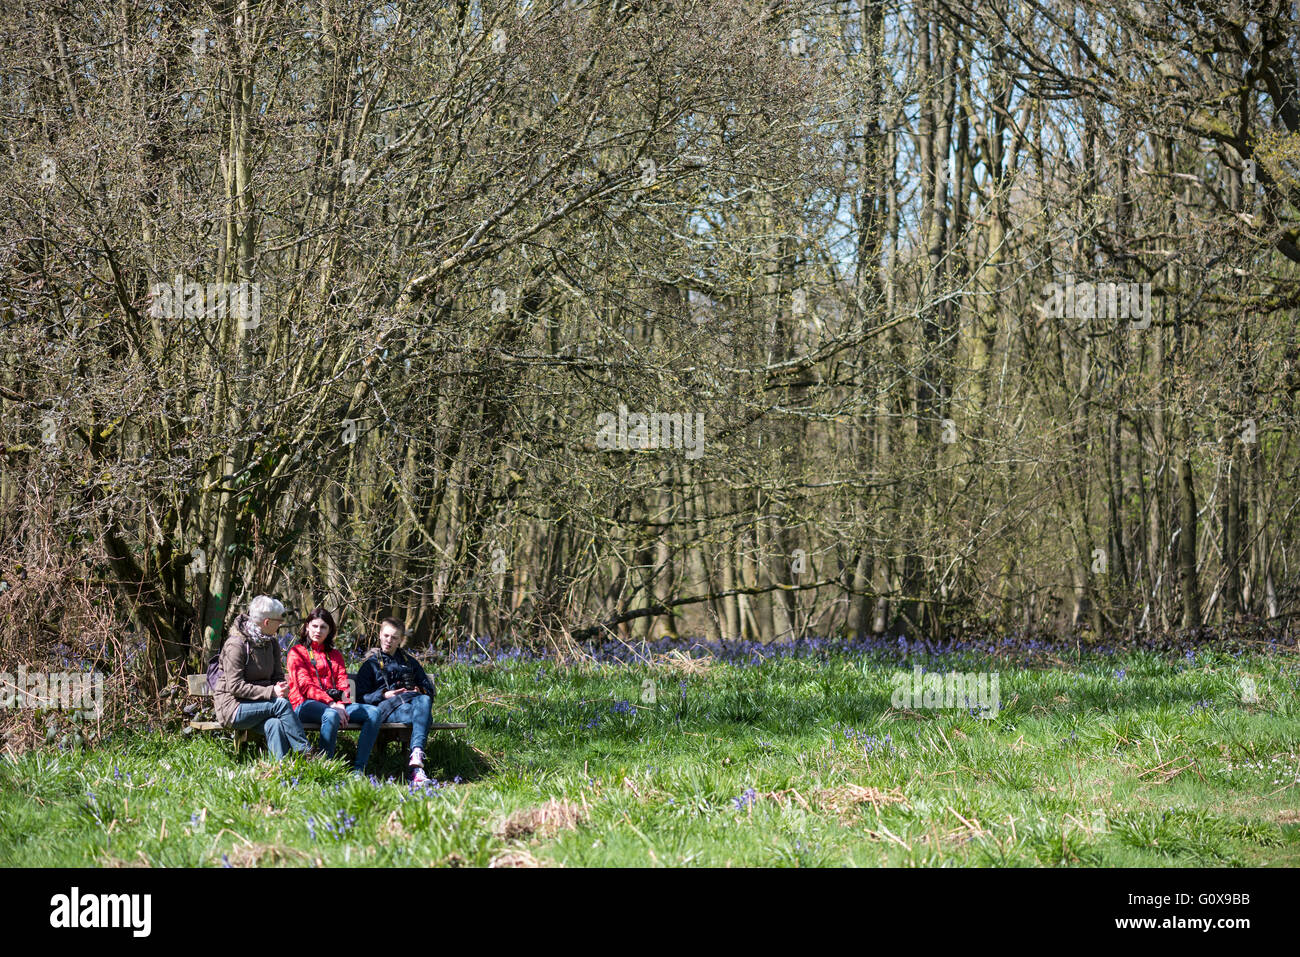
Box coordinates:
[287,641,350,710]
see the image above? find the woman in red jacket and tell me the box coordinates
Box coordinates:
[287,607,381,774]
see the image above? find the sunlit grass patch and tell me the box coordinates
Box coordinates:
[2,643,1297,866]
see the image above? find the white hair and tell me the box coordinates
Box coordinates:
[248,595,285,623]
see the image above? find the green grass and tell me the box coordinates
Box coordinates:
[3,647,1298,866]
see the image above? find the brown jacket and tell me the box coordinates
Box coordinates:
[214,615,285,727]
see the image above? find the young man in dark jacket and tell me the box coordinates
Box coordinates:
[355,618,436,784]
[214,595,309,760]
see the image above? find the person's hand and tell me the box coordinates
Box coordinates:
[384,689,400,699]
[273,682,287,698]
[332,702,349,726]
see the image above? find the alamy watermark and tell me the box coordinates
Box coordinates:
[50,887,150,937]
[891,666,1000,718]
[595,404,705,459]
[148,273,261,329]
[1041,274,1152,329]
[1240,675,1259,704]
[1,667,104,717]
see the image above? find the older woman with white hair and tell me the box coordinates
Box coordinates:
[213,595,309,760]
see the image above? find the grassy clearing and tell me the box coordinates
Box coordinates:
[3,645,1298,866]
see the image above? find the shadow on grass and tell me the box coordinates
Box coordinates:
[207,724,494,783]
[429,736,495,781]
[368,734,495,783]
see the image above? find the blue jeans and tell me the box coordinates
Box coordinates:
[387,694,433,752]
[231,698,308,760]
[296,700,381,771]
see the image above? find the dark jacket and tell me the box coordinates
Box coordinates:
[214,614,285,727]
[355,647,435,722]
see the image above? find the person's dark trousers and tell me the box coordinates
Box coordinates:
[387,694,433,752]
[231,698,309,759]
[296,700,382,772]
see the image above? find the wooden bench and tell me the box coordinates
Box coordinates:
[185,674,466,754]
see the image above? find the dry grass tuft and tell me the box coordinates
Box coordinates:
[222,842,311,867]
[811,784,907,818]
[489,848,545,868]
[650,649,714,676]
[493,799,588,840]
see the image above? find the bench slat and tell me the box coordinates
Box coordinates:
[184,675,465,736]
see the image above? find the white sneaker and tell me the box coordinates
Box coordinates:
[408,747,426,767]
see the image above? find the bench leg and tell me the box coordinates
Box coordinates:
[377,727,405,759]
